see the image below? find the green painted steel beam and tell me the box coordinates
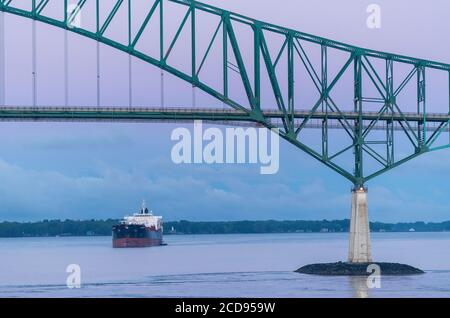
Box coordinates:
[0,107,253,121]
[0,107,446,123]
[99,0,124,36]
[172,0,450,71]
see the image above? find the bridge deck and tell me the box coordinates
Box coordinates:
[0,107,449,123]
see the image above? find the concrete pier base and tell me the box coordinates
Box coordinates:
[348,188,372,263]
[295,186,424,275]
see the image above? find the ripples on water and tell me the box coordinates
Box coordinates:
[1,233,450,297]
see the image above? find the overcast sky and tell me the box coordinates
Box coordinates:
[0,0,449,222]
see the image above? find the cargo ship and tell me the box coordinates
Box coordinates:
[112,201,163,248]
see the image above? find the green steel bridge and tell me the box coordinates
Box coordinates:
[1,0,450,188]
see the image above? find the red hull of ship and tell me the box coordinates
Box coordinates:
[113,237,163,248]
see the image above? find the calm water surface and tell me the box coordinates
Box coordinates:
[1,232,450,297]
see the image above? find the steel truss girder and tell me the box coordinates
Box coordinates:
[1,0,450,186]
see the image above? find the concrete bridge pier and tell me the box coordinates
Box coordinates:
[297,186,424,275]
[348,187,372,263]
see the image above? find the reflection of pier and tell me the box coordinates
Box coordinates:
[349,277,369,298]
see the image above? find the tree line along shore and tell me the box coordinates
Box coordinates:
[1,219,450,237]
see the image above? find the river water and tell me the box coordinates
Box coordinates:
[1,232,450,298]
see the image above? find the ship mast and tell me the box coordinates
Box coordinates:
[141,199,152,215]
[141,200,146,214]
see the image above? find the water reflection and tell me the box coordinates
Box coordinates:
[0,233,448,297]
[349,276,370,298]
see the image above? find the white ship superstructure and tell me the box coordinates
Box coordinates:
[122,200,163,230]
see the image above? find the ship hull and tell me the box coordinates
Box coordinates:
[112,224,163,248]
[113,237,162,248]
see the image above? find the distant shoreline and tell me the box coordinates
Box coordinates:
[1,232,449,240]
[1,219,450,238]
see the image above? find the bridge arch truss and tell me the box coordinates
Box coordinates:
[1,0,450,186]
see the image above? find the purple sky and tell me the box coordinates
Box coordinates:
[0,0,449,222]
